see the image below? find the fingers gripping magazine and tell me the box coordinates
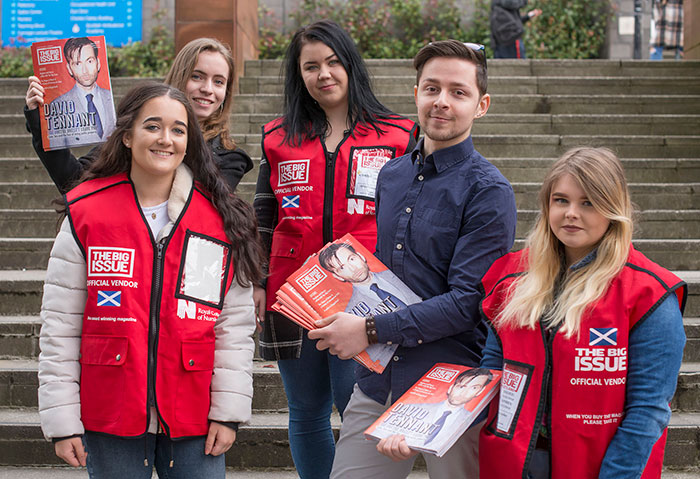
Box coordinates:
[272,233,422,373]
[364,364,501,457]
[31,36,116,151]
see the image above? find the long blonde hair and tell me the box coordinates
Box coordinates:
[496,147,633,338]
[164,38,236,150]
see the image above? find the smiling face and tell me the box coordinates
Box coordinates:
[66,45,100,90]
[123,95,188,184]
[447,374,489,406]
[299,40,349,114]
[549,173,611,266]
[414,56,490,155]
[185,50,229,120]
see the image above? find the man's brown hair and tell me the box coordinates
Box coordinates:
[413,40,487,96]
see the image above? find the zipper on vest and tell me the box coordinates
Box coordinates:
[321,131,351,244]
[146,240,168,435]
[527,323,555,470]
[322,147,336,244]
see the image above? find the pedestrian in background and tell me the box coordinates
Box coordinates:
[490,0,542,59]
[651,0,684,60]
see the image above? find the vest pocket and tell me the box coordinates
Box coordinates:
[176,340,215,424]
[79,335,128,422]
[270,231,303,259]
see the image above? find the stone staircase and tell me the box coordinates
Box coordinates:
[0,58,699,477]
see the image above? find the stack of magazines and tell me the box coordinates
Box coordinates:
[272,233,422,373]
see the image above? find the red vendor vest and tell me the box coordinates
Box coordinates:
[479,247,686,479]
[262,116,418,309]
[66,173,235,438]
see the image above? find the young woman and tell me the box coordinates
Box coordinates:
[38,82,264,478]
[478,147,686,479]
[24,37,252,194]
[253,20,418,479]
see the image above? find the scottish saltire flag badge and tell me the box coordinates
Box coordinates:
[282,195,300,208]
[97,290,121,307]
[589,327,617,346]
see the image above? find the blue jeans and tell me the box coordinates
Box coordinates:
[83,431,225,478]
[278,331,356,479]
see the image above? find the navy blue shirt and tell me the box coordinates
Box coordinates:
[357,136,517,404]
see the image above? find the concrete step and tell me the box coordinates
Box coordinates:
[4,133,700,160]
[231,93,700,116]
[0,359,285,411]
[491,158,700,183]
[238,134,700,160]
[513,182,700,210]
[0,408,303,468]
[0,407,698,468]
[4,236,698,272]
[42,269,700,318]
[244,58,700,78]
[6,111,700,137]
[239,75,700,96]
[510,238,700,271]
[675,363,700,414]
[7,358,698,411]
[0,468,697,479]
[0,182,256,209]
[686,318,700,363]
[4,156,700,187]
[231,113,700,137]
[0,467,426,479]
[1,307,698,363]
[0,178,700,214]
[4,207,697,240]
[7,178,696,212]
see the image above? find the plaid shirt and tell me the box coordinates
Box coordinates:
[652,0,683,49]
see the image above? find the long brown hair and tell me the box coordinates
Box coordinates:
[164,38,237,150]
[80,81,263,285]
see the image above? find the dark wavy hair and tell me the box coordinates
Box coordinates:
[280,20,397,146]
[79,81,264,285]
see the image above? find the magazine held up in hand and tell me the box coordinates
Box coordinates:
[364,364,501,457]
[272,233,422,373]
[31,36,116,151]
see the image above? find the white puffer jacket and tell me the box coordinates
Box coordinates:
[38,164,256,440]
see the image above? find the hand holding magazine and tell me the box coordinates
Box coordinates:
[272,233,422,373]
[31,36,116,151]
[364,364,501,457]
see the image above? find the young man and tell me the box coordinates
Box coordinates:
[308,40,517,478]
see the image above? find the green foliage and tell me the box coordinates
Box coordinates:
[524,0,612,59]
[259,0,477,60]
[0,40,34,77]
[258,0,612,60]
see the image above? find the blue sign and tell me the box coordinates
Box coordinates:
[2,0,142,47]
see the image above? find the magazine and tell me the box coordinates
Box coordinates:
[31,36,116,151]
[272,233,422,373]
[364,364,501,457]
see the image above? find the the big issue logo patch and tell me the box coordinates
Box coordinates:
[88,247,135,277]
